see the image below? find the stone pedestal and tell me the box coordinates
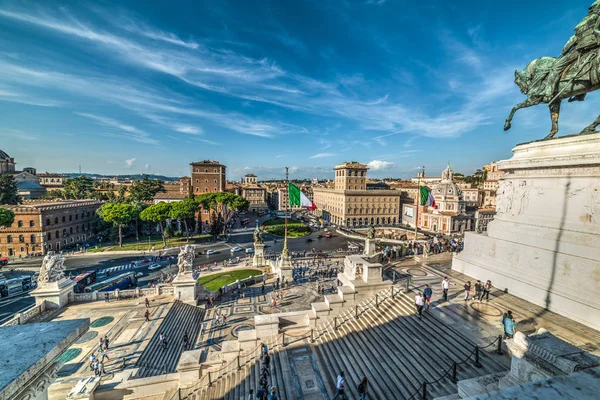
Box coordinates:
[31,278,76,310]
[364,238,376,256]
[277,253,294,280]
[453,133,600,330]
[172,272,197,302]
[253,243,266,267]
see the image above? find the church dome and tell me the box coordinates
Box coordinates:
[0,150,10,160]
[433,181,462,198]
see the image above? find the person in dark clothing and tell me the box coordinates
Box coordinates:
[474,280,482,301]
[358,377,368,400]
[265,352,271,369]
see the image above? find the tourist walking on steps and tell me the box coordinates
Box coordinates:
[248,388,255,400]
[442,277,449,301]
[98,339,104,353]
[145,310,150,322]
[257,385,266,400]
[102,349,110,362]
[145,297,150,308]
[474,280,482,302]
[423,284,433,311]
[265,351,271,369]
[482,280,492,302]
[332,371,346,400]
[502,311,517,339]
[89,353,96,371]
[104,335,110,350]
[358,377,369,400]
[464,281,471,302]
[415,292,425,317]
[269,386,278,400]
[183,333,189,350]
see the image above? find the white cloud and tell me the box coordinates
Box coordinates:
[367,160,395,171]
[125,158,136,167]
[173,124,203,135]
[145,163,151,169]
[309,153,337,159]
[75,112,159,145]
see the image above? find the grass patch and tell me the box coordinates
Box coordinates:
[88,234,213,252]
[262,218,309,237]
[197,269,262,291]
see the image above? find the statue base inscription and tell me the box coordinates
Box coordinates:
[453,132,600,330]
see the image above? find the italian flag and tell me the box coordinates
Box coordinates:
[289,183,316,210]
[419,186,436,208]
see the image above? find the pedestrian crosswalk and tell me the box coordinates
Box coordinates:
[98,263,145,275]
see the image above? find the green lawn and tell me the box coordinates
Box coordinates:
[88,234,213,252]
[262,218,310,237]
[197,269,262,291]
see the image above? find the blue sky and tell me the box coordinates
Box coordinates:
[0,0,597,180]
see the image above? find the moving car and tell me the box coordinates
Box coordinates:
[230,247,243,253]
[148,263,162,271]
[325,232,332,238]
[305,238,313,243]
[206,249,217,255]
[135,272,144,278]
[245,248,255,254]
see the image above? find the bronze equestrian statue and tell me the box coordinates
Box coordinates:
[505,1,600,139]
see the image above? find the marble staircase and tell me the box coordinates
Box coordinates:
[312,291,507,399]
[135,300,204,378]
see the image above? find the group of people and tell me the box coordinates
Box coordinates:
[332,371,369,400]
[250,343,278,400]
[89,335,111,376]
[463,279,493,302]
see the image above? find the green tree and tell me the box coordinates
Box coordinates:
[0,207,15,227]
[139,202,172,247]
[196,193,249,234]
[129,176,165,202]
[169,198,199,241]
[63,176,95,199]
[97,202,136,247]
[0,174,20,205]
[129,200,145,242]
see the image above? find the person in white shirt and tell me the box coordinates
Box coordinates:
[415,292,425,317]
[442,277,450,301]
[332,371,346,399]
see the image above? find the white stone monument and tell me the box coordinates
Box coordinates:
[31,253,76,310]
[252,226,267,267]
[364,225,377,256]
[172,245,197,302]
[453,133,600,330]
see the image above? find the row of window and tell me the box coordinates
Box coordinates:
[44,211,91,226]
[344,217,397,225]
[347,207,398,214]
[194,187,219,192]
[193,168,221,173]
[195,179,219,183]
[3,234,36,244]
[4,235,88,256]
[336,170,365,177]
[16,220,36,228]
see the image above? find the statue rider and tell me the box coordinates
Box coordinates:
[544,0,600,99]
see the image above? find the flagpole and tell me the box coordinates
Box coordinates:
[282,166,289,257]
[414,166,424,243]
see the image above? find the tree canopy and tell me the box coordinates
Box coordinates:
[140,202,172,246]
[128,176,165,202]
[63,176,95,199]
[0,207,15,227]
[169,198,199,240]
[0,174,20,205]
[97,202,137,247]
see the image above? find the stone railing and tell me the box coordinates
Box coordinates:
[140,288,156,296]
[1,301,46,326]
[159,285,175,295]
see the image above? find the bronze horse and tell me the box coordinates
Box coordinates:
[504,54,600,139]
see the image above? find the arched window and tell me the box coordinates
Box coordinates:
[69,215,72,221]
[46,218,50,226]
[62,216,66,223]
[54,217,58,224]
[29,220,34,227]
[19,235,25,243]
[17,220,23,227]
[47,232,52,240]
[70,227,73,234]
[7,235,12,243]
[56,230,60,238]
[31,234,36,243]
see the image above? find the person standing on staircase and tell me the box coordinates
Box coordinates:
[268,386,278,400]
[332,371,346,400]
[145,297,150,308]
[358,377,369,400]
[423,284,433,311]
[145,310,150,322]
[442,277,450,301]
[183,333,189,350]
[415,292,425,318]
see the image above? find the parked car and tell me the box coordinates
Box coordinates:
[135,272,144,278]
[206,249,217,255]
[230,247,243,253]
[148,263,162,271]
[245,248,255,254]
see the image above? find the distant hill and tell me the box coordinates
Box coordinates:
[61,173,179,182]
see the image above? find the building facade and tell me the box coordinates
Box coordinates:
[0,200,102,258]
[0,149,16,174]
[190,160,226,194]
[37,173,67,189]
[241,174,267,212]
[414,166,474,234]
[474,208,496,233]
[312,162,402,227]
